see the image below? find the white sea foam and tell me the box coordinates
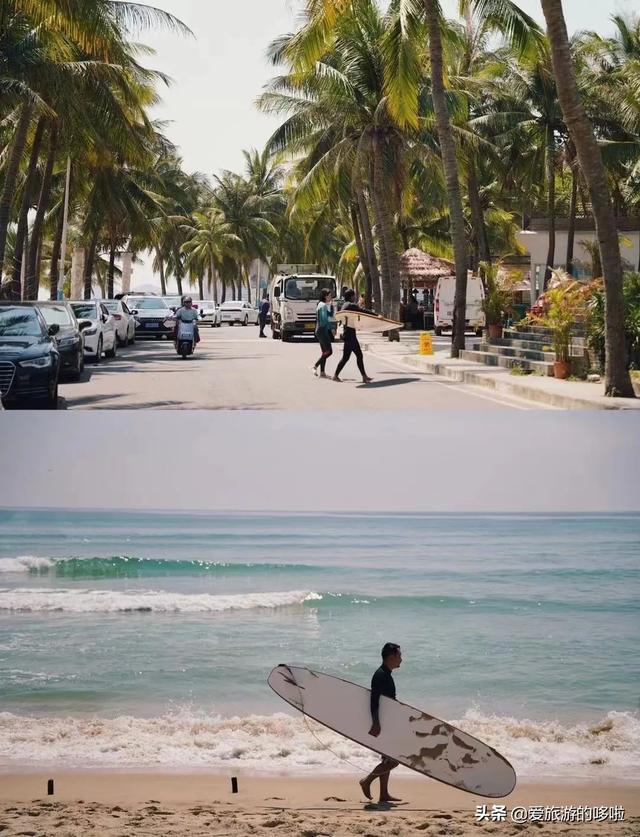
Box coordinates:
[0,556,56,573]
[0,709,637,780]
[0,588,322,614]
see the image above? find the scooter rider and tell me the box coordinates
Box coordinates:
[174,296,200,345]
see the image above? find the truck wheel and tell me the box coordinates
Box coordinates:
[434,327,442,336]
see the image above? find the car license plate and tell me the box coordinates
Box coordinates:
[145,322,158,328]
[305,323,315,331]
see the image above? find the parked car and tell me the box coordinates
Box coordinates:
[0,302,61,408]
[102,299,136,346]
[199,300,221,327]
[69,301,118,362]
[162,295,184,313]
[35,301,84,381]
[219,300,260,326]
[127,296,175,339]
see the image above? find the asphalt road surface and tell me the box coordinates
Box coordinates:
[58,324,540,410]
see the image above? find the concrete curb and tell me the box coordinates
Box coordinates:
[364,343,640,411]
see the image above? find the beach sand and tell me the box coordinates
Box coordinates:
[0,772,638,836]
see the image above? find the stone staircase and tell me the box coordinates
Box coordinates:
[460,325,588,377]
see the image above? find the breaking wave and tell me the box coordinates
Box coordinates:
[0,709,637,780]
[0,588,322,614]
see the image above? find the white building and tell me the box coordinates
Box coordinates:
[516,217,640,301]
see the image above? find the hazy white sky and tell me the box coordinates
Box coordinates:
[1,412,638,512]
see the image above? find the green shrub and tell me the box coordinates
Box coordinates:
[588,272,640,371]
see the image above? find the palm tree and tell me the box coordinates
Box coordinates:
[181,210,242,303]
[539,0,635,398]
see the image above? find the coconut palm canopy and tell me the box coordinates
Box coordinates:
[0,0,637,395]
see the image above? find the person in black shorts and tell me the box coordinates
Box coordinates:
[359,643,403,804]
[333,289,373,384]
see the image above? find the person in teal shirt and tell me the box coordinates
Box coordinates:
[313,289,335,378]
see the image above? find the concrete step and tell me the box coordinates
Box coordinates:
[460,349,554,376]
[504,329,587,349]
[472,343,556,363]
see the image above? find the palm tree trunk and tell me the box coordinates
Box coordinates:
[544,125,556,289]
[221,279,227,304]
[107,241,116,299]
[565,165,578,275]
[26,122,58,300]
[84,230,100,299]
[49,200,65,300]
[11,118,46,299]
[0,102,34,277]
[468,163,491,267]
[210,260,219,304]
[156,250,167,295]
[244,266,252,304]
[541,0,634,398]
[197,274,204,301]
[371,133,400,320]
[354,179,381,308]
[350,202,372,308]
[425,0,468,358]
[175,264,183,296]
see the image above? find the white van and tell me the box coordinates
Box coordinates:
[434,275,485,335]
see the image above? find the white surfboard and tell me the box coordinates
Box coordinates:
[335,310,404,333]
[268,664,516,798]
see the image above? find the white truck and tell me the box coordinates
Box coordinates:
[269,265,337,342]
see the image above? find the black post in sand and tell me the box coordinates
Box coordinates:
[47,779,54,796]
[231,777,238,794]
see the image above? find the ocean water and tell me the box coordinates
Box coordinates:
[0,508,638,781]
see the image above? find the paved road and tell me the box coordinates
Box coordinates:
[58,325,540,410]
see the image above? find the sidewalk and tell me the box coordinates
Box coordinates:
[363,333,640,411]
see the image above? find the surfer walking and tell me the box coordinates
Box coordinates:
[333,289,373,384]
[360,643,402,804]
[313,289,335,378]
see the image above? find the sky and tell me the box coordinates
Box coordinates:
[127,0,636,290]
[1,412,638,512]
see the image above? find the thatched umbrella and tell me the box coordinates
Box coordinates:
[399,248,455,289]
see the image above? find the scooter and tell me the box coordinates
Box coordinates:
[176,320,196,359]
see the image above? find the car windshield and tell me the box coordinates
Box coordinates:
[164,297,182,306]
[71,303,98,320]
[284,277,336,301]
[102,301,120,312]
[131,298,168,310]
[39,305,72,326]
[221,302,241,309]
[0,307,42,337]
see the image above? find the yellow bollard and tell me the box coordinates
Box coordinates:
[419,332,434,356]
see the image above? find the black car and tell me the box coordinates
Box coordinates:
[36,301,85,381]
[0,303,61,408]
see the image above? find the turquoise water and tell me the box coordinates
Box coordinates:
[0,508,638,778]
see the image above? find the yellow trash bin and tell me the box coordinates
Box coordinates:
[419,332,434,356]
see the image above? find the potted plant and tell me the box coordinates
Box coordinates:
[481,262,516,342]
[542,278,586,379]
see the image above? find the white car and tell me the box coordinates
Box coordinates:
[199,301,221,327]
[69,300,118,362]
[219,300,260,326]
[102,299,136,346]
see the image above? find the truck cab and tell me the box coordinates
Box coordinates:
[269,266,337,342]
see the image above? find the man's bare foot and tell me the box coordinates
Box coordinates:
[319,372,328,378]
[359,778,372,800]
[332,375,341,382]
[362,376,373,383]
[379,795,402,803]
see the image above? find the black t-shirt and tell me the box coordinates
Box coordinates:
[370,663,396,724]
